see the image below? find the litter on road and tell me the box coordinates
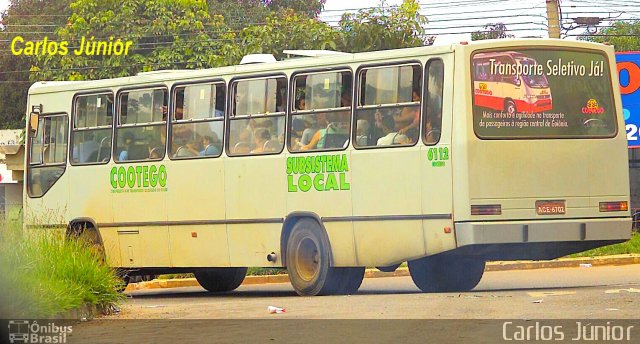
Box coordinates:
[268,306,286,314]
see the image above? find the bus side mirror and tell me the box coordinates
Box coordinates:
[514,78,521,86]
[29,112,39,138]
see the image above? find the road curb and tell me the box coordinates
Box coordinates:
[125,254,640,292]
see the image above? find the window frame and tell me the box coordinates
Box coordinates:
[422,58,445,146]
[353,60,423,150]
[168,79,227,160]
[226,73,288,157]
[287,66,354,154]
[69,90,115,166]
[26,112,69,199]
[113,85,169,164]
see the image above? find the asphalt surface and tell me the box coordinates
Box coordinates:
[113,264,640,319]
[67,265,640,344]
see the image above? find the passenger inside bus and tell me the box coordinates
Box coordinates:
[394,89,421,141]
[251,128,271,154]
[118,131,135,161]
[200,135,221,156]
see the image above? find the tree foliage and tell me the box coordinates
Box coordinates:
[241,9,338,59]
[584,20,640,52]
[0,0,431,129]
[0,0,73,129]
[471,23,514,41]
[30,0,239,81]
[339,0,431,53]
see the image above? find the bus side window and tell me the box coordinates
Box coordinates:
[27,114,68,198]
[288,70,352,153]
[170,83,225,159]
[423,59,444,145]
[71,93,114,165]
[228,76,286,156]
[115,88,167,162]
[354,64,421,148]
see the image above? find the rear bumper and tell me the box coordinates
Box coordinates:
[455,217,631,246]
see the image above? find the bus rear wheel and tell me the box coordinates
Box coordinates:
[408,256,485,292]
[194,268,247,293]
[286,218,342,296]
[335,267,365,295]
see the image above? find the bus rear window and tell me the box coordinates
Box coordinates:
[471,48,617,139]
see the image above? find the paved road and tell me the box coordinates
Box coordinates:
[113,264,640,319]
[68,265,640,344]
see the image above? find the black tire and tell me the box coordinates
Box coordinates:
[408,255,485,293]
[116,269,131,293]
[376,264,401,273]
[336,267,365,295]
[194,268,247,293]
[286,218,341,296]
[504,99,517,116]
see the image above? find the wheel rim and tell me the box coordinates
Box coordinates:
[295,237,320,282]
[507,102,515,115]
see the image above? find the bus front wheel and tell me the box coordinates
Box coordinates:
[408,256,485,292]
[286,218,342,296]
[194,268,247,293]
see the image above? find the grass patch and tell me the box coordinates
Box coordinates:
[0,218,124,318]
[247,267,287,276]
[569,232,640,258]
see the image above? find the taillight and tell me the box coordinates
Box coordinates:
[599,201,628,212]
[471,204,502,215]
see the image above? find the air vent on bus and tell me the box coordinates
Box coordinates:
[240,54,277,64]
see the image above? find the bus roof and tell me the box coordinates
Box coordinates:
[28,39,613,95]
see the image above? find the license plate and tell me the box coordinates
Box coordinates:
[536,200,566,215]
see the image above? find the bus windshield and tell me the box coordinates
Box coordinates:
[472,48,617,139]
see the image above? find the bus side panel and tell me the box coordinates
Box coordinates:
[285,151,355,266]
[324,222,357,266]
[226,156,285,267]
[169,225,230,267]
[68,165,113,226]
[167,159,229,267]
[227,223,282,267]
[98,228,123,267]
[351,147,425,265]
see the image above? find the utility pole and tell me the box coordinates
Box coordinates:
[546,0,561,38]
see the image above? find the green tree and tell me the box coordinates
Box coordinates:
[584,20,640,52]
[240,9,338,59]
[338,0,431,53]
[471,23,514,41]
[0,0,73,129]
[208,0,325,31]
[31,0,239,81]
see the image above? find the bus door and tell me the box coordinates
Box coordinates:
[111,88,170,267]
[350,62,429,267]
[419,56,457,256]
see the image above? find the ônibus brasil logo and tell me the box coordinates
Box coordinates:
[7,320,72,344]
[110,164,168,193]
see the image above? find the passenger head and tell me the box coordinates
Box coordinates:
[254,128,270,144]
[357,119,370,136]
[123,131,135,145]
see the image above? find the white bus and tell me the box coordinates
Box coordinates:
[24,39,631,296]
